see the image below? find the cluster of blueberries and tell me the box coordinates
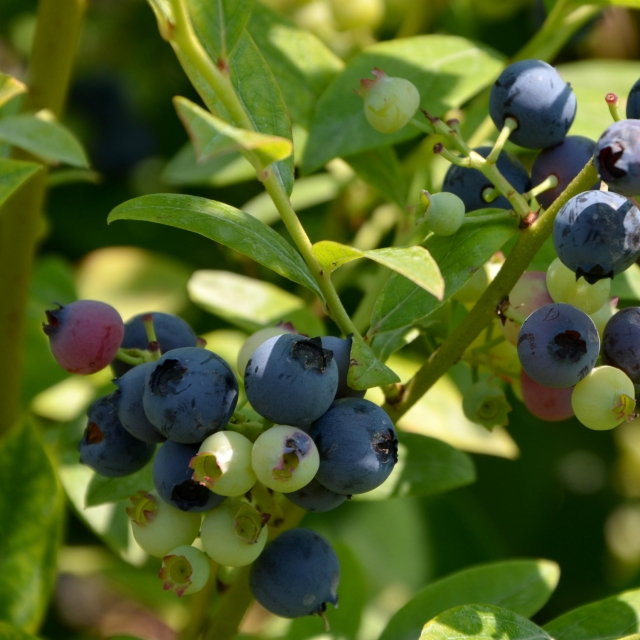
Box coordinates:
[43,305,398,619]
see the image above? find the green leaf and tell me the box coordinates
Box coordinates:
[357,432,475,500]
[0,419,64,631]
[302,35,505,173]
[173,96,292,166]
[370,325,422,362]
[188,0,253,59]
[108,194,322,298]
[420,603,550,640]
[0,621,41,640]
[348,334,401,389]
[0,158,40,210]
[0,112,89,168]
[189,270,305,332]
[313,240,364,274]
[380,559,560,640]
[85,458,155,507]
[0,72,26,109]
[369,213,517,336]
[544,587,640,640]
[612,264,640,301]
[344,146,408,207]
[247,2,343,127]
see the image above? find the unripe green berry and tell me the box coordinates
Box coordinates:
[422,191,465,236]
[329,0,384,30]
[462,381,512,429]
[159,545,211,597]
[357,68,420,134]
[546,258,611,314]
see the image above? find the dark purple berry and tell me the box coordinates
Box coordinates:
[595,119,640,196]
[320,335,365,399]
[603,307,640,384]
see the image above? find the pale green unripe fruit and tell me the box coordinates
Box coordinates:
[128,491,202,558]
[251,425,320,493]
[462,381,512,430]
[423,192,465,236]
[201,501,268,567]
[590,299,617,340]
[160,545,211,597]
[191,430,257,497]
[547,258,611,314]
[329,0,384,30]
[358,69,420,135]
[237,326,293,377]
[572,366,636,431]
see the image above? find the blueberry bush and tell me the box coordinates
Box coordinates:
[3,0,640,639]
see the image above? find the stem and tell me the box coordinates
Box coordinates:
[461,211,515,226]
[524,174,559,201]
[0,0,85,436]
[202,566,252,640]
[383,161,599,421]
[485,118,517,164]
[606,93,623,122]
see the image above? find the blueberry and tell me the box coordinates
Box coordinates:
[309,398,398,495]
[79,396,156,477]
[244,335,339,428]
[442,146,530,212]
[602,307,640,384]
[284,477,348,512]
[517,303,600,388]
[143,347,238,443]
[531,136,598,208]
[249,528,339,618]
[153,440,224,512]
[595,120,640,196]
[552,190,640,284]
[626,78,640,119]
[489,59,576,149]
[319,336,365,399]
[112,312,198,378]
[110,362,165,443]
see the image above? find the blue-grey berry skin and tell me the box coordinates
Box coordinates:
[442,146,530,212]
[79,396,156,477]
[626,78,640,119]
[244,335,339,428]
[517,303,600,389]
[531,136,598,209]
[309,398,398,495]
[552,190,640,284]
[153,440,224,512]
[112,312,198,378]
[249,528,339,618]
[603,307,640,384]
[595,120,640,196]
[489,59,576,149]
[320,336,365,400]
[143,347,238,443]
[284,477,348,512]
[110,362,165,443]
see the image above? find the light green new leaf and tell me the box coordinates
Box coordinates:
[108,194,322,298]
[369,212,517,336]
[0,158,40,210]
[188,0,253,59]
[313,240,364,273]
[85,459,155,507]
[544,587,640,640]
[0,72,26,109]
[380,559,559,640]
[302,35,505,173]
[173,96,292,166]
[421,604,550,640]
[0,621,41,640]
[0,419,64,632]
[357,432,475,500]
[348,334,401,389]
[0,112,88,168]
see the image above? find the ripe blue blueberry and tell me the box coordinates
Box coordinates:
[244,335,339,428]
[553,190,640,284]
[110,362,165,443]
[249,528,340,618]
[489,59,576,149]
[309,398,398,495]
[595,120,640,196]
[517,303,600,388]
[530,136,598,209]
[153,440,225,512]
[143,347,238,443]
[602,307,640,384]
[284,477,348,512]
[626,78,640,119]
[79,395,156,477]
[442,146,530,212]
[319,335,365,399]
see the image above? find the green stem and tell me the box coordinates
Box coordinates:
[606,92,623,122]
[0,0,85,436]
[461,211,515,226]
[383,161,598,421]
[485,117,518,164]
[202,566,252,640]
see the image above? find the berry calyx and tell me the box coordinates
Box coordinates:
[159,545,211,597]
[462,381,511,430]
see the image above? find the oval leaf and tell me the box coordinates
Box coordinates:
[108,194,322,298]
[302,35,505,173]
[348,334,401,389]
[0,158,41,211]
[380,559,560,640]
[0,112,88,168]
[0,72,26,109]
[421,604,550,640]
[85,458,155,507]
[313,240,364,274]
[0,419,64,631]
